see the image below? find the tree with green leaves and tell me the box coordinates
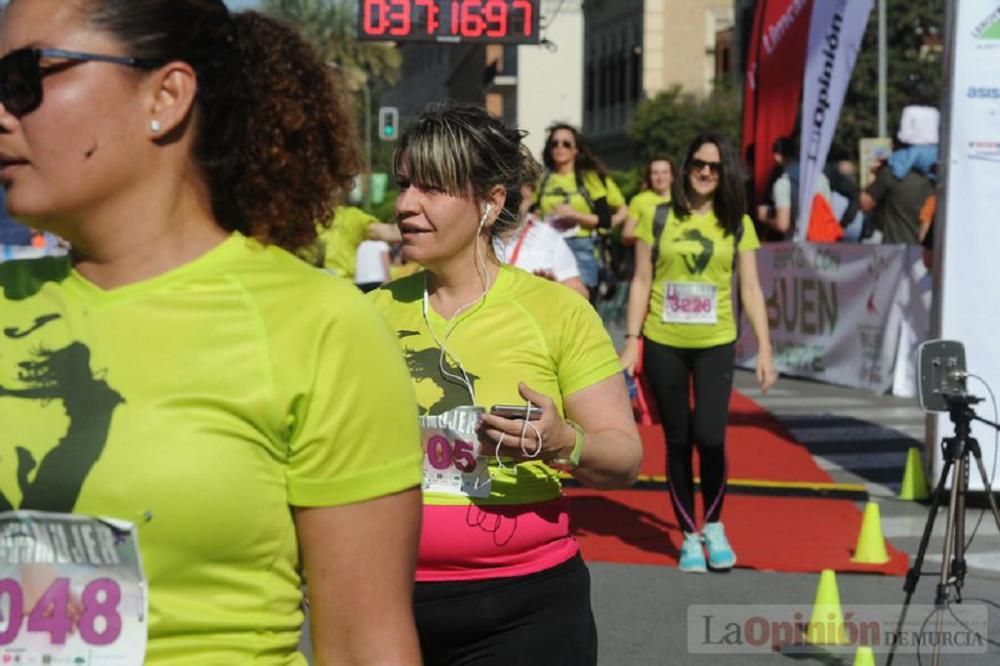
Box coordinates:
[833,0,944,158]
[262,0,401,91]
[627,78,742,166]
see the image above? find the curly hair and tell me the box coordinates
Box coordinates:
[81,0,360,253]
[393,103,540,242]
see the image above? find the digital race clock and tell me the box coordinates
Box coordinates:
[358,0,541,44]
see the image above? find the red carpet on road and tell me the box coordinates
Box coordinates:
[566,390,909,575]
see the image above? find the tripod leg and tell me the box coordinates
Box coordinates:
[932,454,965,666]
[952,455,968,601]
[969,441,1000,534]
[886,456,954,666]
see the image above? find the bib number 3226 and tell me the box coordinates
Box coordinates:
[662,282,718,324]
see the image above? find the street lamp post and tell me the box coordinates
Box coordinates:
[362,80,372,209]
[877,0,888,138]
[329,61,373,208]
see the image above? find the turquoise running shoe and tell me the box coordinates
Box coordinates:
[678,532,707,573]
[703,522,736,570]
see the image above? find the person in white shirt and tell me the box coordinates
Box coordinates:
[354,239,391,293]
[495,181,588,297]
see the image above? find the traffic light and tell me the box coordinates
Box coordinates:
[378,106,399,141]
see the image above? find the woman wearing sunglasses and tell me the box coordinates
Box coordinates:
[0,1,423,663]
[621,133,777,573]
[536,123,627,301]
[369,104,642,665]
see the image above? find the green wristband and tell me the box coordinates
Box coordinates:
[552,420,585,470]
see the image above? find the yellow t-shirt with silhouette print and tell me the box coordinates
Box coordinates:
[635,206,760,349]
[0,233,422,664]
[535,170,624,238]
[369,265,622,582]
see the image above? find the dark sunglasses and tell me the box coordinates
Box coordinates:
[0,47,161,116]
[688,158,722,175]
[548,139,576,150]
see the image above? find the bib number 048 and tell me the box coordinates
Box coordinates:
[0,577,122,646]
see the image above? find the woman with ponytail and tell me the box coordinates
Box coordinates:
[0,1,422,663]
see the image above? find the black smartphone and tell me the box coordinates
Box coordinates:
[489,403,542,420]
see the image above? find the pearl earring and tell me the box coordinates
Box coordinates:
[150,120,162,133]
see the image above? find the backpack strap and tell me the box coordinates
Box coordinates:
[650,203,670,268]
[733,217,745,336]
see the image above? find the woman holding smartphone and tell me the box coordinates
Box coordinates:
[621,133,776,574]
[369,104,642,665]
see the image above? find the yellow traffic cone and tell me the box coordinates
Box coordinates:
[899,447,929,500]
[852,645,876,665]
[850,501,890,564]
[804,569,848,645]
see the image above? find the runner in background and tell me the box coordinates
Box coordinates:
[354,238,391,292]
[0,1,422,663]
[621,133,776,574]
[623,156,675,244]
[536,123,627,301]
[315,203,400,278]
[495,177,588,298]
[371,104,642,665]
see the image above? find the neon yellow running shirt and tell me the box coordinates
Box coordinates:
[370,265,621,580]
[317,205,380,278]
[636,208,760,348]
[0,233,422,664]
[535,171,625,238]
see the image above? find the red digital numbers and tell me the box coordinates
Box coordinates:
[0,577,123,647]
[416,0,440,33]
[361,0,535,41]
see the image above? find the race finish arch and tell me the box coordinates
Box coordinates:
[358,0,541,44]
[932,0,1000,489]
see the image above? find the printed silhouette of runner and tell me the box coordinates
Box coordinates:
[0,340,124,512]
[680,229,714,275]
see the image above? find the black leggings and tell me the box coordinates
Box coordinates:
[643,339,735,533]
[413,554,597,666]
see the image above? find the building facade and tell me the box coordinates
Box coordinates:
[583,0,735,167]
[380,1,584,163]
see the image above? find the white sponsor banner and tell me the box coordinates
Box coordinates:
[933,0,1000,489]
[735,243,929,394]
[796,0,873,240]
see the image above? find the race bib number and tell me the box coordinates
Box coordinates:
[419,406,491,498]
[662,282,718,324]
[0,511,147,664]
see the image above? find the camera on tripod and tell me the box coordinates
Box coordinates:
[917,339,973,412]
[887,339,1000,665]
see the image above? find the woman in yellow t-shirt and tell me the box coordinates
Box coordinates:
[371,104,642,665]
[536,123,627,299]
[0,2,422,663]
[623,156,676,244]
[621,133,777,574]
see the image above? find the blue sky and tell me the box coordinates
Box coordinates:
[225,0,259,9]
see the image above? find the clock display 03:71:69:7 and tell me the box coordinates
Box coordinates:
[360,0,536,41]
